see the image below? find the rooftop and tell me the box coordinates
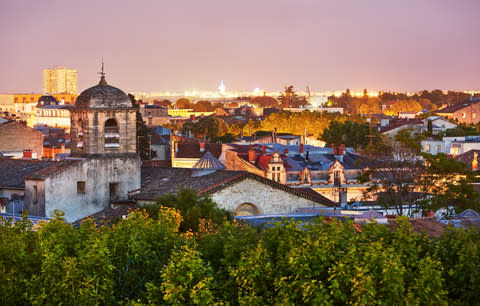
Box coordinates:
[0,158,56,189]
[135,166,332,205]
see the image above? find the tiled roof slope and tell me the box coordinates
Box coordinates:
[0,158,55,189]
[387,217,446,238]
[176,143,222,159]
[136,166,332,205]
[437,101,478,114]
[24,159,82,180]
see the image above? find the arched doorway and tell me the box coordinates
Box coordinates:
[235,203,260,216]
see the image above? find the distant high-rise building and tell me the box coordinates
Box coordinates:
[43,67,77,94]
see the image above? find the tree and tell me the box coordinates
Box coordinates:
[192,100,215,112]
[129,94,152,160]
[154,99,172,107]
[277,85,307,108]
[145,187,231,233]
[321,120,380,149]
[182,116,229,141]
[385,99,422,116]
[176,98,193,109]
[250,96,279,108]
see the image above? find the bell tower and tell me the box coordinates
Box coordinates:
[70,70,136,157]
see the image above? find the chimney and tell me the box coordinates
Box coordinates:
[248,149,256,163]
[200,141,205,152]
[23,149,32,159]
[284,148,288,155]
[335,144,345,162]
[300,143,304,154]
[262,145,266,155]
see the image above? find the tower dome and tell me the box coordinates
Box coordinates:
[37,94,59,107]
[74,76,132,109]
[70,74,137,157]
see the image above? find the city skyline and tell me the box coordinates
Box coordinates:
[1,0,479,94]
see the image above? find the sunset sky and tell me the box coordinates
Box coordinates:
[1,0,479,93]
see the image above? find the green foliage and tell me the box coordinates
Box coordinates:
[182,116,229,142]
[146,187,231,232]
[322,120,380,148]
[148,243,216,305]
[105,209,183,301]
[0,215,40,305]
[242,110,354,139]
[436,226,480,303]
[2,206,480,304]
[28,212,115,304]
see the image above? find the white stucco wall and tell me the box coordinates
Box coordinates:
[44,156,141,222]
[210,178,325,215]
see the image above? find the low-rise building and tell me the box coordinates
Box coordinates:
[0,121,44,158]
[436,99,480,124]
[139,104,169,127]
[134,166,333,216]
[222,143,377,203]
[422,135,480,156]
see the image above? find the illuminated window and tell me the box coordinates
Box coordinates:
[425,144,430,152]
[462,113,466,118]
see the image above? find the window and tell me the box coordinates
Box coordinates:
[104,119,120,149]
[334,170,342,186]
[77,181,86,194]
[462,113,466,118]
[33,185,38,204]
[425,143,430,152]
[474,113,476,119]
[436,145,441,152]
[271,165,282,182]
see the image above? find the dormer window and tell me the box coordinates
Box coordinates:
[334,170,342,186]
[104,118,120,149]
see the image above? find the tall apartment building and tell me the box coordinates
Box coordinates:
[43,67,78,94]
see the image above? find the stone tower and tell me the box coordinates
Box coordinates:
[70,75,136,157]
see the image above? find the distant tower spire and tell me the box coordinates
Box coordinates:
[218,80,226,95]
[98,58,107,85]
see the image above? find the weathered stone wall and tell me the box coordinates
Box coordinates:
[71,109,136,156]
[211,178,325,215]
[24,180,46,217]
[24,156,141,222]
[0,122,44,158]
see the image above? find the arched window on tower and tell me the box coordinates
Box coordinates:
[77,118,84,149]
[104,118,120,149]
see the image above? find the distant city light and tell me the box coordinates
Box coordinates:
[218,80,226,96]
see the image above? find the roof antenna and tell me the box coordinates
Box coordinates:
[98,57,107,85]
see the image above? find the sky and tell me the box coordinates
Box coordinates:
[1,0,479,94]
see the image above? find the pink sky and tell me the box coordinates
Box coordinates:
[1,0,479,93]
